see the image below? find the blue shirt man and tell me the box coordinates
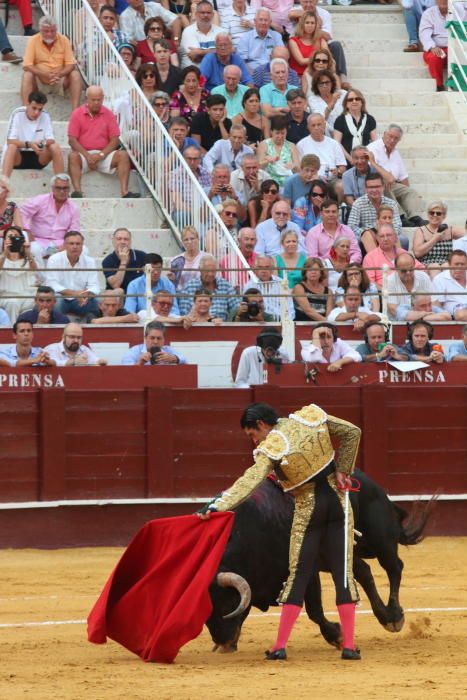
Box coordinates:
[0,320,54,367]
[237,27,284,73]
[200,51,252,92]
[125,254,180,314]
[447,330,467,361]
[121,320,186,365]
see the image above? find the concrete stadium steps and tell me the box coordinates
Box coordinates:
[330,4,467,226]
[369,92,451,107]
[369,106,450,122]
[347,52,426,68]
[9,167,144,198]
[1,15,181,265]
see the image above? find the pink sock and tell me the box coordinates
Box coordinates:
[272,604,302,651]
[337,602,356,649]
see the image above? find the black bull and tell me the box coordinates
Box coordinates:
[206,469,431,651]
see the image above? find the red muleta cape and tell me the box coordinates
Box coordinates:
[87,512,234,663]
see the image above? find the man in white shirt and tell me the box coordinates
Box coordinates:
[120,0,181,43]
[203,124,254,174]
[235,327,289,387]
[179,1,224,68]
[46,230,101,319]
[433,249,467,320]
[419,0,448,90]
[386,252,437,321]
[301,323,361,371]
[45,322,106,366]
[2,90,64,177]
[367,125,425,226]
[249,255,296,321]
[297,114,346,200]
[327,287,383,330]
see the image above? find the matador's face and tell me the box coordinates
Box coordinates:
[244,421,272,446]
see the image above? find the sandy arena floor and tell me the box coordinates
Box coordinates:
[1,537,466,700]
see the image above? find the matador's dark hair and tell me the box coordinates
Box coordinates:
[240,403,279,429]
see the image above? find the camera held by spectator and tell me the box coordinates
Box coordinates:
[231,287,274,322]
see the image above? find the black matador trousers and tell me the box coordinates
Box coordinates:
[278,466,358,607]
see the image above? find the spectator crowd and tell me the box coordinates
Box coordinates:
[0,0,466,376]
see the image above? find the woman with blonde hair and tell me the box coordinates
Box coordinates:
[413,201,465,277]
[288,11,327,77]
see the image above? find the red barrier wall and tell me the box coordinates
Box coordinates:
[0,367,465,545]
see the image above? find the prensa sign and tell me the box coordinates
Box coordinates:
[0,372,65,389]
[378,368,446,384]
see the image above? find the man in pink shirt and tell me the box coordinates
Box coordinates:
[305,198,361,263]
[68,85,140,198]
[20,173,80,255]
[363,223,423,289]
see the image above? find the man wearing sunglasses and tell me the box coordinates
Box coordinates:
[255,200,304,256]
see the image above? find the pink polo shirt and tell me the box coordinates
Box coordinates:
[305,223,362,264]
[67,104,120,151]
[363,246,424,286]
[20,193,80,249]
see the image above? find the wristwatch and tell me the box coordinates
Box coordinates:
[99,151,105,158]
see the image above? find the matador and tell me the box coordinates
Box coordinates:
[199,401,362,661]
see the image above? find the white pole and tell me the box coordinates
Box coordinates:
[280,275,295,361]
[145,263,152,327]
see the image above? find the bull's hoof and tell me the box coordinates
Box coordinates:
[265,648,287,661]
[341,647,361,660]
[212,643,238,653]
[384,615,405,633]
[321,621,342,649]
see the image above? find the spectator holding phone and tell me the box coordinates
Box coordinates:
[121,320,186,365]
[356,321,407,362]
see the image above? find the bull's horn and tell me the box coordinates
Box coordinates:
[216,572,252,619]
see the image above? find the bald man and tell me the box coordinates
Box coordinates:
[44,322,107,366]
[68,85,140,198]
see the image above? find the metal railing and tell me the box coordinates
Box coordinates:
[447,0,467,97]
[36,0,255,279]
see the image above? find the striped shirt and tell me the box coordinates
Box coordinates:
[178,276,239,320]
[347,194,402,240]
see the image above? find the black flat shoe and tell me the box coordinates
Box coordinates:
[265,648,287,660]
[341,647,361,660]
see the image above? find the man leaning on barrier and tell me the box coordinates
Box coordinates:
[44,322,107,366]
[0,320,55,367]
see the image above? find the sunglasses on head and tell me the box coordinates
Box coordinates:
[428,210,444,216]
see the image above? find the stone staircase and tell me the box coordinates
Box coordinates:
[331,4,467,226]
[0,14,181,270]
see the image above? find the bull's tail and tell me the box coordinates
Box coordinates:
[396,496,437,546]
